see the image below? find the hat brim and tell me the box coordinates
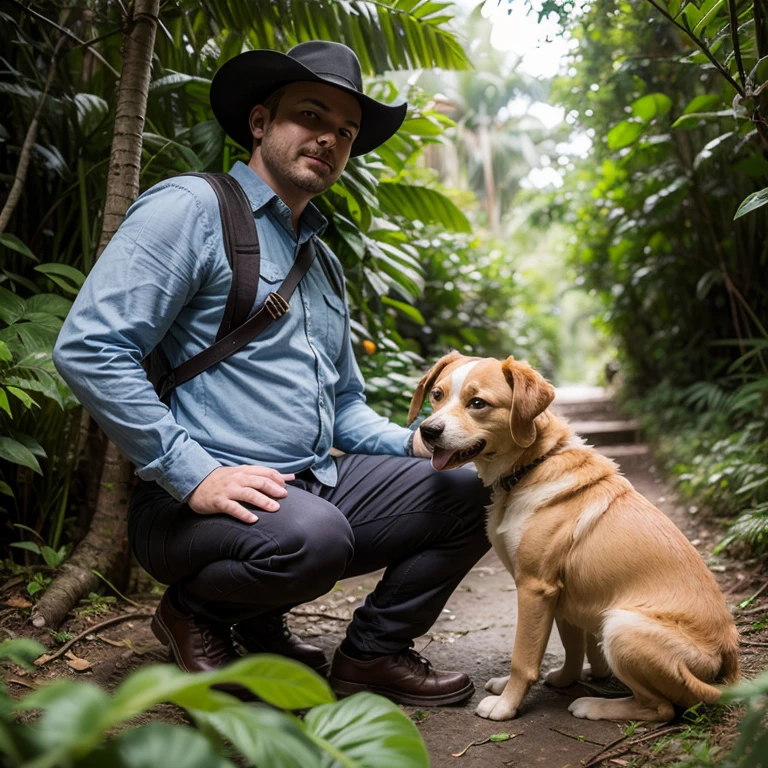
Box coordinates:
[210,50,407,157]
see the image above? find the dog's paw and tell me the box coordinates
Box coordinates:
[544,667,581,688]
[484,675,509,694]
[475,695,518,721]
[568,696,603,720]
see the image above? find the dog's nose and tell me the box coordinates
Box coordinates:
[420,422,444,442]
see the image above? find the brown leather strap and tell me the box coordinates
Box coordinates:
[157,237,317,399]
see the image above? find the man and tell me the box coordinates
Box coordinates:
[54,41,490,706]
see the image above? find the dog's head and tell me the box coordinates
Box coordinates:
[408,352,556,471]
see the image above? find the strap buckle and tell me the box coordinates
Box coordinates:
[264,292,290,320]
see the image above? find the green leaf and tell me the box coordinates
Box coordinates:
[15,433,46,458]
[77,722,236,768]
[40,546,63,568]
[671,109,736,128]
[489,733,512,742]
[6,386,37,410]
[376,183,471,233]
[0,638,46,670]
[19,680,111,752]
[381,296,426,324]
[606,121,645,149]
[682,94,725,115]
[305,692,429,768]
[24,293,73,318]
[0,286,26,326]
[0,233,38,261]
[692,0,725,34]
[0,436,42,473]
[631,93,673,122]
[34,263,86,294]
[0,481,14,498]
[0,389,11,418]
[112,656,334,720]
[191,704,321,768]
[0,340,12,362]
[9,541,42,555]
[734,187,768,220]
[401,116,446,137]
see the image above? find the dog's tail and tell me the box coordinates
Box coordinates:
[677,638,740,705]
[677,662,723,705]
[716,641,741,686]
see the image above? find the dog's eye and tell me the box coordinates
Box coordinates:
[468,398,488,410]
[431,389,443,402]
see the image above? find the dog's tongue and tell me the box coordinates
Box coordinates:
[431,448,455,471]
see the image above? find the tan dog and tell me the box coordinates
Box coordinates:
[408,351,740,722]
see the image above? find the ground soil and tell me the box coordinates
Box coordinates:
[1,435,766,767]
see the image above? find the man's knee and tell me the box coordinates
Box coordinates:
[251,501,354,601]
[427,466,491,529]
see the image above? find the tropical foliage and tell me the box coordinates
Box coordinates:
[0,638,428,767]
[542,0,768,552]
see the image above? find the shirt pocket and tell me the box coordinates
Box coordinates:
[323,293,347,361]
[254,257,286,309]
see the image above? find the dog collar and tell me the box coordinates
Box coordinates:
[499,449,557,492]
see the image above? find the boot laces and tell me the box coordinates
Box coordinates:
[195,618,234,658]
[398,648,433,676]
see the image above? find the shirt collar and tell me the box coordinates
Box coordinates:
[228,161,327,238]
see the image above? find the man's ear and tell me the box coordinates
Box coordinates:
[248,104,269,142]
[501,356,556,448]
[407,350,465,426]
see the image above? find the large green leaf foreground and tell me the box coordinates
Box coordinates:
[0,639,429,768]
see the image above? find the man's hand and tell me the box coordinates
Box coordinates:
[188,466,295,523]
[412,429,433,459]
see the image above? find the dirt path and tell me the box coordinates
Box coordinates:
[2,389,765,767]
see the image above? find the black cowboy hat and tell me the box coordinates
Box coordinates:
[210,41,407,157]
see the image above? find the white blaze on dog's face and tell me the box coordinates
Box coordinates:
[408,353,556,472]
[415,356,517,471]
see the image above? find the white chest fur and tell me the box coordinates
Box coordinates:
[487,474,577,574]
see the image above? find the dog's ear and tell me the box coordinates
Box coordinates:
[501,356,555,448]
[407,350,465,426]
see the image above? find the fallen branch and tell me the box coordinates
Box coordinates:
[582,724,684,768]
[452,733,518,758]
[34,612,153,667]
[740,639,768,647]
[737,582,768,610]
[290,610,349,622]
[550,727,606,747]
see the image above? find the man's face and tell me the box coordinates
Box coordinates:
[257,81,362,195]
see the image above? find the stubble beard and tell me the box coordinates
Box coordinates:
[261,126,332,195]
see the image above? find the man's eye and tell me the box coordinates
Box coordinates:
[468,398,488,409]
[303,110,318,119]
[431,389,443,402]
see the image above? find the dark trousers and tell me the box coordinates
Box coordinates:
[128,454,491,655]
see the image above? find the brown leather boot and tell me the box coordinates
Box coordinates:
[329,646,474,706]
[151,587,238,673]
[233,614,330,676]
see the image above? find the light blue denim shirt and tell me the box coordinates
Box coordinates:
[53,161,411,501]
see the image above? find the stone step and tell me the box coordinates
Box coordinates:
[597,443,650,458]
[552,397,619,421]
[568,419,642,447]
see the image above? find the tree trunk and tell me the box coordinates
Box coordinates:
[32,0,160,630]
[0,38,64,236]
